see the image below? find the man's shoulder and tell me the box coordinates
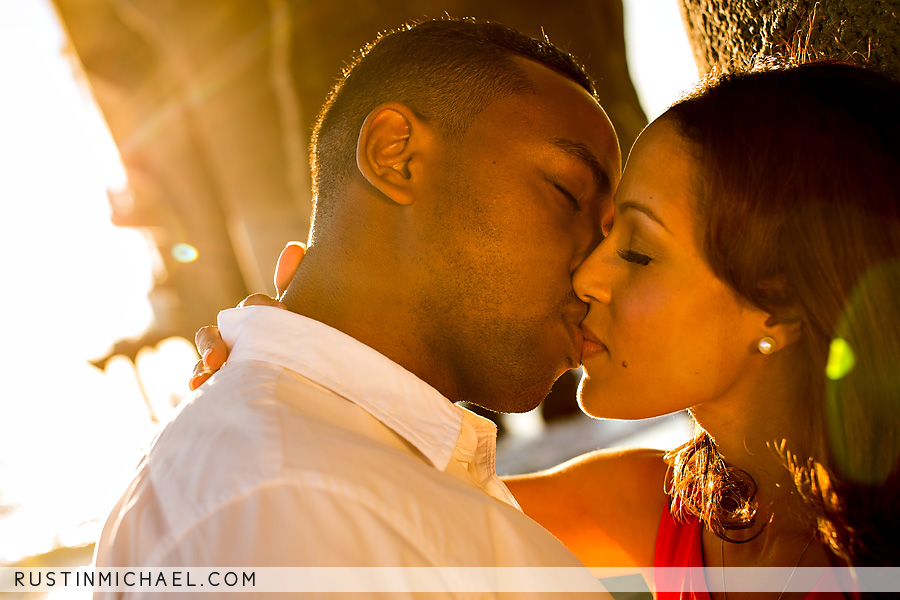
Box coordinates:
[155,363,480,519]
[145,360,391,491]
[99,363,583,568]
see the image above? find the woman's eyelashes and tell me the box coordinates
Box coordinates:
[617,248,652,266]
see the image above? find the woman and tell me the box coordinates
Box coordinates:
[503,60,900,597]
[193,61,900,596]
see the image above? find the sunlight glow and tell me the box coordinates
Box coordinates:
[622,0,698,119]
[826,337,856,381]
[0,0,196,566]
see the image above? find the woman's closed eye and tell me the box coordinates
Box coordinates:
[617,248,652,266]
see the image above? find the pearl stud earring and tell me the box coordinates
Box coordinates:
[758,337,776,354]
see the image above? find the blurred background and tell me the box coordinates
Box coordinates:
[4,0,887,595]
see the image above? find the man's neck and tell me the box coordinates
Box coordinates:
[280,246,460,403]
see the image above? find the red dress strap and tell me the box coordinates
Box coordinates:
[654,501,710,600]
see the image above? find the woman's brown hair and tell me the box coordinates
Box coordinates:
[660,61,900,562]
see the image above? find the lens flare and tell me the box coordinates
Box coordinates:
[825,337,855,381]
[171,243,199,263]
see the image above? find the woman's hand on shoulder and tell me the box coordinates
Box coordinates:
[189,242,305,390]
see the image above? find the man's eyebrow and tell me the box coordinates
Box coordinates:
[550,138,611,193]
[618,200,671,233]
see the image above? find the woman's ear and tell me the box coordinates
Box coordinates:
[356,102,435,206]
[753,309,803,354]
[758,311,804,354]
[753,276,804,353]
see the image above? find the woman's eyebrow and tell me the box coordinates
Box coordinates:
[618,200,671,233]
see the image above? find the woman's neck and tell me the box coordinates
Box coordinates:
[690,344,816,531]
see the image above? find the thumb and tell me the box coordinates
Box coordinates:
[275,242,306,298]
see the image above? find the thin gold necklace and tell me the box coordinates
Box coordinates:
[720,531,816,600]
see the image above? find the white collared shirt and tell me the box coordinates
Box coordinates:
[94,307,598,594]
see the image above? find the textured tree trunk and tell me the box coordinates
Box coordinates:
[679,0,900,79]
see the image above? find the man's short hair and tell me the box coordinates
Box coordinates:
[310,17,596,224]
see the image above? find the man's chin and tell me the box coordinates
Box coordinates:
[462,375,556,415]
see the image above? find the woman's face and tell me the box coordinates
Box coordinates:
[574,119,769,419]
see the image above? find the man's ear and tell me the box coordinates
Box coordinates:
[356,102,435,206]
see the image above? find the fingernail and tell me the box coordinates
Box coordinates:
[202,347,213,365]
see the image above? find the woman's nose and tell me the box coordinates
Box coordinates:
[573,243,612,306]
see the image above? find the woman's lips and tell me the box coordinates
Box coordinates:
[580,325,607,361]
[582,338,607,360]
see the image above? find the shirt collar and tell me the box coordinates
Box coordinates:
[218,306,476,470]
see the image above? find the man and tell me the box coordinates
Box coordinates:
[95,17,620,595]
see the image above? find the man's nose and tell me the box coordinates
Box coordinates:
[569,221,606,275]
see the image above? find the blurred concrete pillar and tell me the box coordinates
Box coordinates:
[54,0,310,355]
[112,0,311,293]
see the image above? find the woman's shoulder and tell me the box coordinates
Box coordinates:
[507,445,670,510]
[505,447,671,568]
[556,446,669,482]
[558,446,671,528]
